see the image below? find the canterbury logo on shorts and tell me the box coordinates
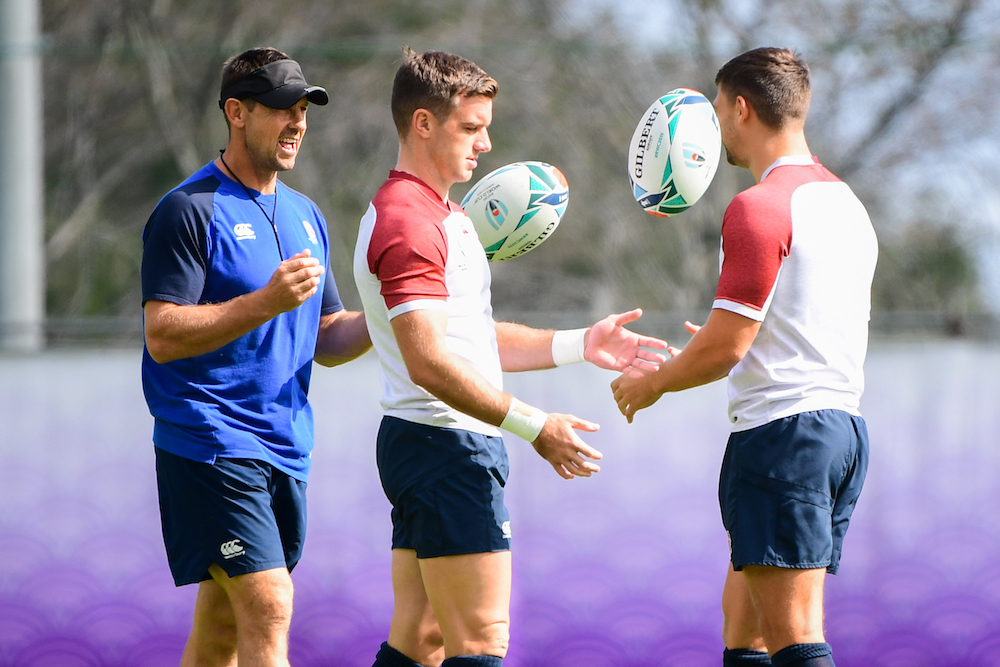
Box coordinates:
[220,539,246,559]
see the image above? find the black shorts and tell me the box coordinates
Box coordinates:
[719,410,869,574]
[155,448,307,586]
[377,416,511,559]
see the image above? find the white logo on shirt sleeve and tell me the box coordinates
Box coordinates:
[302,220,319,245]
[234,223,256,240]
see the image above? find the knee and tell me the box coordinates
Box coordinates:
[187,609,238,664]
[258,575,295,626]
[722,613,766,652]
[213,615,239,646]
[411,623,446,665]
[721,592,764,650]
[236,571,295,633]
[461,620,509,658]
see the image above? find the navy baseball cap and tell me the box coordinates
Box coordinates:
[219,59,329,110]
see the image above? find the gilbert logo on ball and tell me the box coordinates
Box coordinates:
[461,161,569,261]
[628,88,721,217]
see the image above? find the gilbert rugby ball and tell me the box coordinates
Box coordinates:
[461,161,568,261]
[627,88,721,217]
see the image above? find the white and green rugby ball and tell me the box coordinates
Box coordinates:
[628,88,721,217]
[461,161,569,261]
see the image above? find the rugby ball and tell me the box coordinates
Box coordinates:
[627,88,721,217]
[461,161,568,261]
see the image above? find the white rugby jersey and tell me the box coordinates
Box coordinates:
[354,170,502,436]
[713,156,878,432]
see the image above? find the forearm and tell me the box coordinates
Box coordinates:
[146,250,327,364]
[409,344,512,424]
[646,312,753,394]
[393,311,520,425]
[314,310,372,367]
[612,309,758,423]
[649,344,736,394]
[144,293,276,363]
[495,321,557,372]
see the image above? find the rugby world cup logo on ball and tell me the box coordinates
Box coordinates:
[486,199,509,229]
[628,88,721,217]
[461,161,569,261]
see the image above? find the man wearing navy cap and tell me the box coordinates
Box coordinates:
[141,47,370,666]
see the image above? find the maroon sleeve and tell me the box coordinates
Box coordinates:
[714,188,793,317]
[367,182,450,311]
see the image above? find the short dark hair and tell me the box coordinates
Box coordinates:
[221,47,291,98]
[391,47,498,137]
[715,47,810,129]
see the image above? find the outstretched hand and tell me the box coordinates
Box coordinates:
[585,308,668,378]
[531,413,603,479]
[611,319,700,422]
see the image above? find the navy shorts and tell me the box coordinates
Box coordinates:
[155,448,307,586]
[719,410,869,574]
[377,416,511,559]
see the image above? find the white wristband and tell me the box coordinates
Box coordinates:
[551,328,587,366]
[500,398,548,442]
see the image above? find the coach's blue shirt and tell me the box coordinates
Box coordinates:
[141,161,343,482]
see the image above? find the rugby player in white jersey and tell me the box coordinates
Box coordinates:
[355,47,668,667]
[613,47,878,667]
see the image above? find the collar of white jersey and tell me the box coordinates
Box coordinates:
[760,155,816,182]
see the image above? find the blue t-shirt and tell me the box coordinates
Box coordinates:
[140,161,343,481]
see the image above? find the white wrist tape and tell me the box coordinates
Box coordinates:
[500,398,548,442]
[551,328,587,366]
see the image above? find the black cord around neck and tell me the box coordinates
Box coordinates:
[219,150,283,259]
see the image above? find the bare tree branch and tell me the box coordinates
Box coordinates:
[47,138,165,261]
[837,0,978,177]
[127,14,201,176]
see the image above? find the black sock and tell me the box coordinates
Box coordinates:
[440,655,502,666]
[724,647,773,665]
[372,642,422,667]
[770,642,834,667]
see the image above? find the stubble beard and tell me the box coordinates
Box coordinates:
[246,135,295,176]
[724,144,746,169]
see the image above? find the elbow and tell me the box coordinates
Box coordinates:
[144,331,179,364]
[146,345,176,365]
[314,312,372,368]
[313,340,372,368]
[143,302,184,364]
[713,348,745,379]
[313,353,352,368]
[406,360,445,396]
[722,348,745,371]
[407,365,436,393]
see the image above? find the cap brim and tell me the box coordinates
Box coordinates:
[252,84,329,109]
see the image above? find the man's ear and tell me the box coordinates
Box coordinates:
[735,95,752,124]
[411,108,435,139]
[224,98,248,129]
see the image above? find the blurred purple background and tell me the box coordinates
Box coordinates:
[2,342,999,666]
